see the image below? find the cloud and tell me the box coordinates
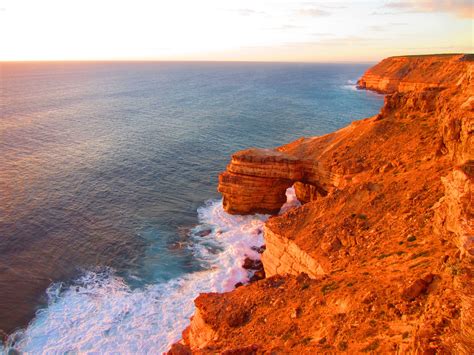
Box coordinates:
[297,1,347,9]
[368,25,387,32]
[310,32,333,37]
[233,9,266,16]
[276,24,305,30]
[297,8,331,17]
[385,0,473,18]
[280,36,384,48]
[367,23,406,31]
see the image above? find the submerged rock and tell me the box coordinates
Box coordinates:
[195,228,212,237]
[242,257,263,270]
[251,245,266,254]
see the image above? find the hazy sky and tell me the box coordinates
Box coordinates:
[0,0,472,62]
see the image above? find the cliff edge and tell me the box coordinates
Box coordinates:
[170,54,473,354]
[356,54,473,94]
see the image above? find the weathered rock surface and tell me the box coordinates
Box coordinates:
[182,309,217,350]
[172,54,474,354]
[217,147,340,214]
[261,222,326,278]
[356,53,472,94]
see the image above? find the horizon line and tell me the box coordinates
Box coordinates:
[0,58,380,64]
[2,52,470,65]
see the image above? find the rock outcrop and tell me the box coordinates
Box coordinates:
[261,222,326,278]
[217,121,366,215]
[217,146,340,214]
[170,54,474,354]
[356,53,472,94]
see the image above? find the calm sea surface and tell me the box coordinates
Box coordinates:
[0,62,383,352]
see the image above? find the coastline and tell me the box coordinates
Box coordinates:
[0,62,382,348]
[2,193,300,353]
[170,54,473,353]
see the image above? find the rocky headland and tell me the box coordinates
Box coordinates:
[170,54,473,354]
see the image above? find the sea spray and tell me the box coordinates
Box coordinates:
[3,188,299,353]
[342,79,359,91]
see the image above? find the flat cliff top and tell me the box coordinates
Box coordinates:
[232,148,300,163]
[357,53,472,94]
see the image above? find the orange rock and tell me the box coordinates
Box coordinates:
[167,343,192,355]
[357,54,471,94]
[172,54,474,354]
[218,170,292,214]
[217,137,347,214]
[401,274,435,301]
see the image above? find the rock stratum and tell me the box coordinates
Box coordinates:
[170,54,473,354]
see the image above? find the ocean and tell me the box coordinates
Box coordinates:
[0,62,383,352]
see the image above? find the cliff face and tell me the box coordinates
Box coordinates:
[170,55,473,354]
[356,54,472,94]
[217,145,340,214]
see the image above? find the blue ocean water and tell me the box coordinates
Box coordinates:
[0,62,383,352]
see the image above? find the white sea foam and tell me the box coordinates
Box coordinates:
[279,186,301,214]
[342,79,359,91]
[3,188,299,354]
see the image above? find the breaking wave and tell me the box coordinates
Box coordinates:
[341,79,359,91]
[2,189,299,354]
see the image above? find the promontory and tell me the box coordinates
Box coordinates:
[170,54,473,354]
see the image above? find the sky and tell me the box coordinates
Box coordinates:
[0,0,472,62]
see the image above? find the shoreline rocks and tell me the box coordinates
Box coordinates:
[170,54,474,353]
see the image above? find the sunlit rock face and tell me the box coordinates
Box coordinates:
[218,54,473,216]
[261,223,326,278]
[217,144,341,215]
[217,149,297,214]
[217,149,301,215]
[356,54,471,94]
[171,54,474,354]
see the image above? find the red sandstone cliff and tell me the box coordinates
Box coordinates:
[356,54,472,94]
[170,54,473,354]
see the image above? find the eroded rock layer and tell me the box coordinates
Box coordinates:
[217,128,356,214]
[356,53,472,94]
[170,54,474,354]
[261,223,327,278]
